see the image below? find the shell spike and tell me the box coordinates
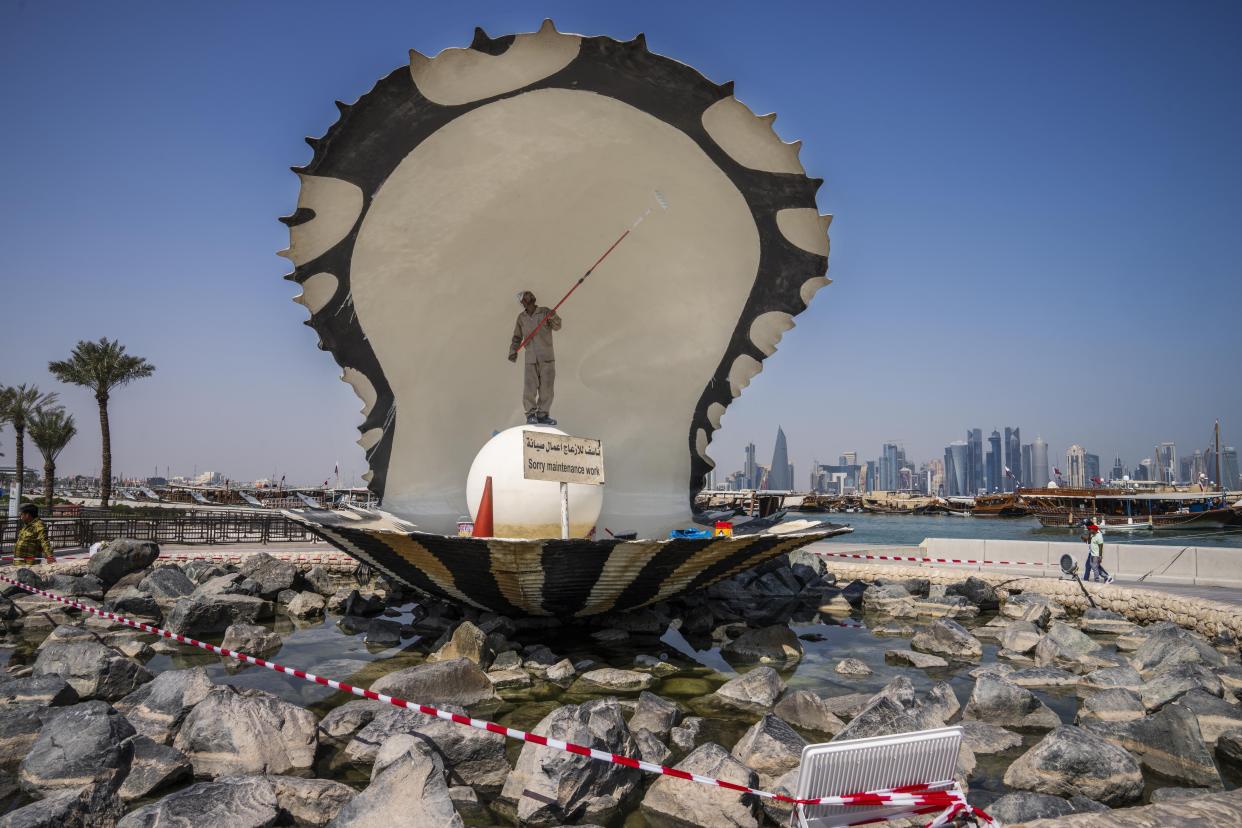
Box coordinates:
[408,48,430,69]
[628,32,648,50]
[715,80,735,99]
[334,100,350,114]
[471,26,494,50]
[539,18,558,34]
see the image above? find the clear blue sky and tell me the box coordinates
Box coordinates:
[2,1,1239,486]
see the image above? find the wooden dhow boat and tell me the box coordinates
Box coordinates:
[285,508,850,618]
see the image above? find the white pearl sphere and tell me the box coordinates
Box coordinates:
[466,425,604,539]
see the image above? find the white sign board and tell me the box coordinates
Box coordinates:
[522,431,605,485]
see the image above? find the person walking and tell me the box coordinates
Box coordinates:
[508,290,561,426]
[1083,522,1112,583]
[13,504,56,566]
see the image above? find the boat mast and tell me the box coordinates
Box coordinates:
[1216,419,1222,492]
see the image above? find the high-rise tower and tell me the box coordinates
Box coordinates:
[1031,436,1050,488]
[768,427,793,490]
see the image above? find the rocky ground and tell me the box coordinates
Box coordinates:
[0,539,1238,826]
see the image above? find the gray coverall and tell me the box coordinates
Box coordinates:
[510,306,561,419]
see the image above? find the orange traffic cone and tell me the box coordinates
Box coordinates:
[472,476,494,538]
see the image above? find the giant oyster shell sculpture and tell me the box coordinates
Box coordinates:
[281,22,831,540]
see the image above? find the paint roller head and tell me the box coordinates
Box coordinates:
[653,190,669,210]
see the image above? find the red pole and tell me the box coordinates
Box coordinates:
[515,229,631,354]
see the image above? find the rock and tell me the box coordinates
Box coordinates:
[32,636,152,701]
[862,583,912,614]
[490,650,522,671]
[115,666,214,745]
[1217,729,1242,768]
[958,720,1023,754]
[427,621,494,669]
[628,691,679,740]
[1076,688,1146,724]
[572,668,655,695]
[1084,701,1221,788]
[164,595,271,637]
[1130,624,1224,677]
[885,649,949,669]
[1003,725,1143,806]
[173,685,317,777]
[720,625,803,665]
[1177,688,1242,746]
[768,691,843,738]
[220,623,283,657]
[183,560,228,584]
[1080,664,1144,691]
[370,659,498,708]
[266,775,355,826]
[1003,592,1066,620]
[117,775,280,828]
[669,717,704,756]
[139,566,196,603]
[102,586,163,621]
[238,553,298,599]
[88,538,159,587]
[945,577,1000,610]
[0,674,79,708]
[118,736,192,802]
[875,576,929,597]
[285,591,326,618]
[0,706,45,768]
[633,654,679,677]
[832,696,920,742]
[963,674,1061,729]
[758,765,801,826]
[329,589,385,617]
[487,668,531,690]
[344,705,507,794]
[840,579,868,606]
[641,743,760,828]
[19,701,135,796]
[499,699,641,827]
[1080,607,1137,635]
[363,618,403,648]
[303,565,337,595]
[1149,786,1212,803]
[1139,663,1224,711]
[0,783,124,828]
[635,729,672,765]
[193,572,260,598]
[1010,666,1079,688]
[545,658,575,685]
[910,594,980,620]
[910,619,982,659]
[731,714,806,782]
[45,573,106,600]
[335,734,462,824]
[1001,620,1043,654]
[711,666,784,713]
[446,785,486,822]
[987,791,1077,823]
[834,658,872,676]
[316,699,386,749]
[1034,621,1105,673]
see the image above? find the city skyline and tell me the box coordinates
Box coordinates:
[2,2,1239,487]
[712,422,1240,494]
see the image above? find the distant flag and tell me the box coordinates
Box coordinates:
[1090,476,1104,487]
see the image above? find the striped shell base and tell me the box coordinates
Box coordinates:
[286,510,833,618]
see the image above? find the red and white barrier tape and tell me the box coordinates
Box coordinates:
[817,549,1046,568]
[0,572,990,826]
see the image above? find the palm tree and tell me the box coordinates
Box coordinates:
[49,338,155,508]
[29,408,76,510]
[0,384,59,505]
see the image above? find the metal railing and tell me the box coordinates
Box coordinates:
[0,510,320,551]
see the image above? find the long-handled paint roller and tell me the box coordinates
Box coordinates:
[514,190,669,355]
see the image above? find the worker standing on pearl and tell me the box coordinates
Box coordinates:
[508,290,561,426]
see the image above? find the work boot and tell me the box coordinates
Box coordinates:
[526,415,539,425]
[538,416,557,426]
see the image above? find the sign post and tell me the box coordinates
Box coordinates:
[522,431,605,540]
